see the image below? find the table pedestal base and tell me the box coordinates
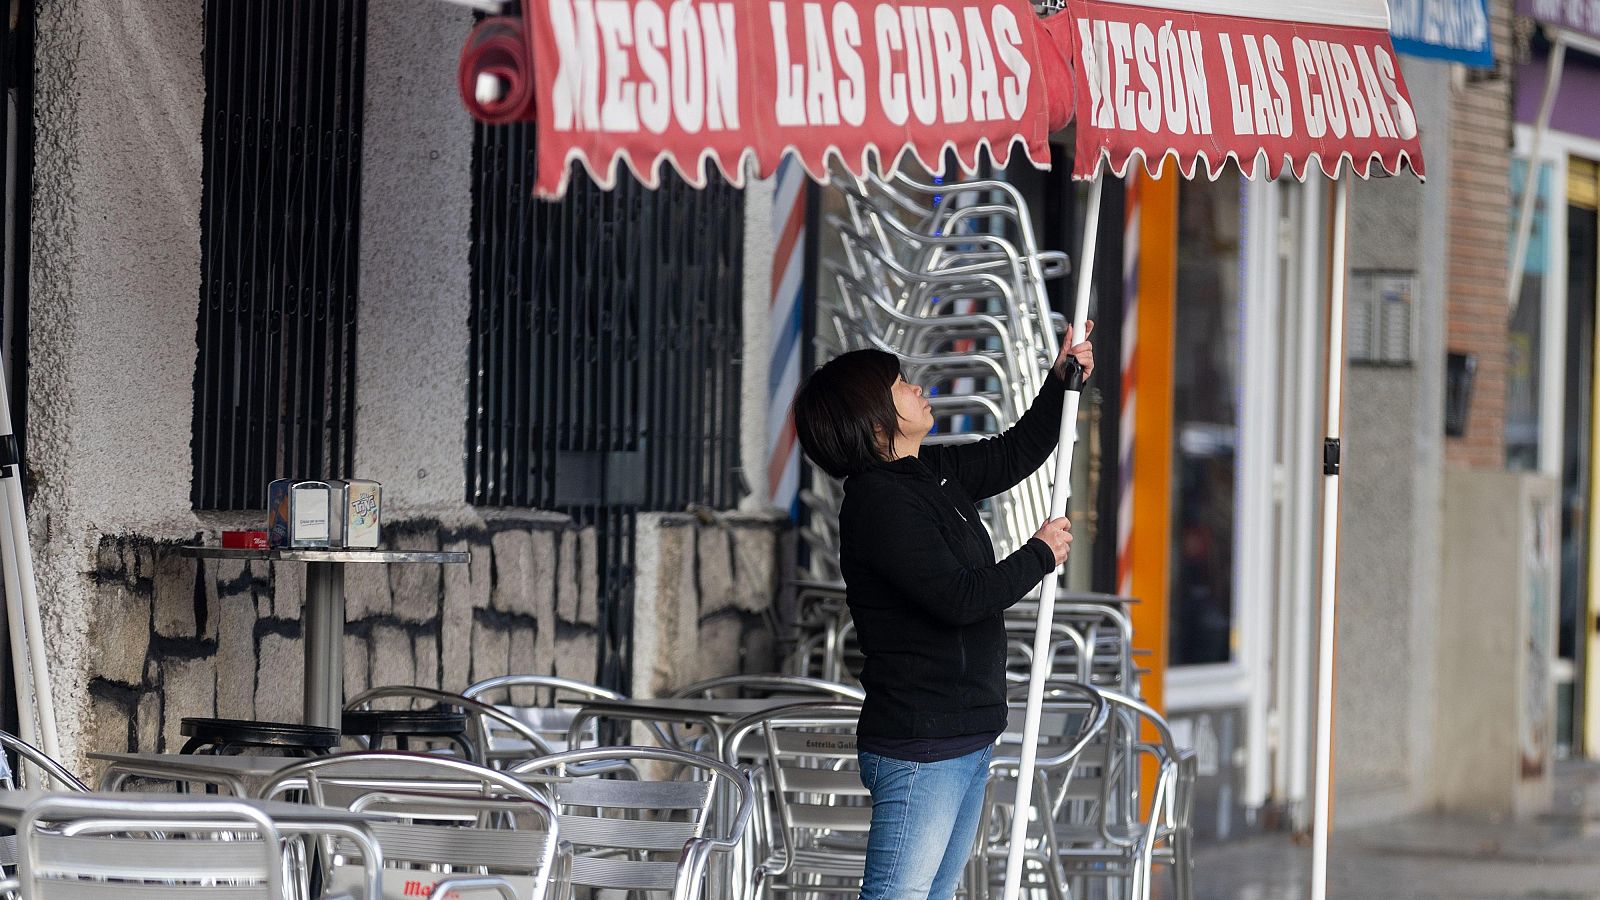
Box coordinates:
[303,561,345,729]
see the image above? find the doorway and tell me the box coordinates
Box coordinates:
[1566,156,1599,757]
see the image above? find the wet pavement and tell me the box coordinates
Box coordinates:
[1187,763,1600,899]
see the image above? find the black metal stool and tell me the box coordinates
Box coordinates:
[178,718,340,756]
[340,709,475,760]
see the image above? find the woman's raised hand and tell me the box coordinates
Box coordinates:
[1032,517,1073,565]
[1053,320,1095,381]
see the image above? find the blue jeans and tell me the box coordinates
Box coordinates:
[857,745,993,900]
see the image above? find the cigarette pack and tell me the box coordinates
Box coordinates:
[290,481,340,548]
[343,480,382,549]
[222,530,269,550]
[266,479,292,548]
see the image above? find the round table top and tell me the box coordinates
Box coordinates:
[178,546,469,564]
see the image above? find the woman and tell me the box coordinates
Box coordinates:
[792,324,1093,900]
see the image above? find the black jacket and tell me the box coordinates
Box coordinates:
[840,374,1066,740]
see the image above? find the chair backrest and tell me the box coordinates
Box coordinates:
[260,751,561,900]
[668,674,864,702]
[17,795,284,899]
[463,675,623,757]
[510,746,754,899]
[721,701,863,880]
[346,684,556,764]
[1002,682,1189,851]
[998,683,1111,811]
[754,705,869,875]
[0,731,88,793]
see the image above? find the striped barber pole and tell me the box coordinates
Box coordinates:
[1117,178,1141,597]
[767,157,808,516]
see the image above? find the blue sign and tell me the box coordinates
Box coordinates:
[1390,0,1495,67]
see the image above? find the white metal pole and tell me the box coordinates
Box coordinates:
[1289,174,1324,823]
[0,354,58,759]
[1508,34,1565,313]
[1310,176,1351,900]
[1001,173,1102,900]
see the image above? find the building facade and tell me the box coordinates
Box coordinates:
[2,0,789,777]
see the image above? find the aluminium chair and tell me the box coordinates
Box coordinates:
[259,751,564,900]
[732,704,868,900]
[464,674,626,761]
[510,746,756,900]
[12,794,379,900]
[977,682,1110,900]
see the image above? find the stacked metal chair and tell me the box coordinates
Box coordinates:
[803,170,1072,577]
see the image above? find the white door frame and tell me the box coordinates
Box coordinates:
[1166,176,1309,815]
[1513,123,1600,759]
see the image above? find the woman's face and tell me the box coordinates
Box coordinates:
[887,373,933,455]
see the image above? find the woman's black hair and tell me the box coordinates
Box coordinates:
[793,349,904,480]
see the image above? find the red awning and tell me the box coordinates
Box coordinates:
[461,0,1076,198]
[1064,0,1426,180]
[458,0,1426,196]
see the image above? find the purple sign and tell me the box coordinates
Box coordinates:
[1519,0,1600,42]
[1515,50,1600,140]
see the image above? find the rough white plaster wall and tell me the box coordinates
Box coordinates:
[29,0,206,768]
[1332,56,1450,827]
[352,0,474,511]
[740,168,776,511]
[1403,55,1448,818]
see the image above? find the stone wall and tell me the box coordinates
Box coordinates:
[80,513,784,781]
[632,512,790,699]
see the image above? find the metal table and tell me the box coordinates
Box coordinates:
[180,547,469,728]
[90,751,568,797]
[563,696,824,759]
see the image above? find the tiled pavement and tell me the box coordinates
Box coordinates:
[1187,763,1600,900]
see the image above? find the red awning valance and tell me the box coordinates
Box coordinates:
[461,0,1076,198]
[1064,0,1426,180]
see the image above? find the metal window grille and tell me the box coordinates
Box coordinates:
[192,0,368,510]
[470,128,745,689]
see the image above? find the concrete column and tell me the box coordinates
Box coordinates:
[353,0,476,512]
[28,0,207,767]
[740,167,776,511]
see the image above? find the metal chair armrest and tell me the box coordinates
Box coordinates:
[428,875,519,899]
[672,836,722,900]
[564,758,638,779]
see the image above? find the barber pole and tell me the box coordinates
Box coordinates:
[1116,177,1140,597]
[768,156,807,516]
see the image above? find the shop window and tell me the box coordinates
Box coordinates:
[191,0,368,510]
[1170,177,1243,666]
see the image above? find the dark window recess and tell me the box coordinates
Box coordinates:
[192,0,368,510]
[469,128,745,689]
[0,0,35,750]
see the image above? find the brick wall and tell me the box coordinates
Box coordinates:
[79,514,783,781]
[1444,0,1515,468]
